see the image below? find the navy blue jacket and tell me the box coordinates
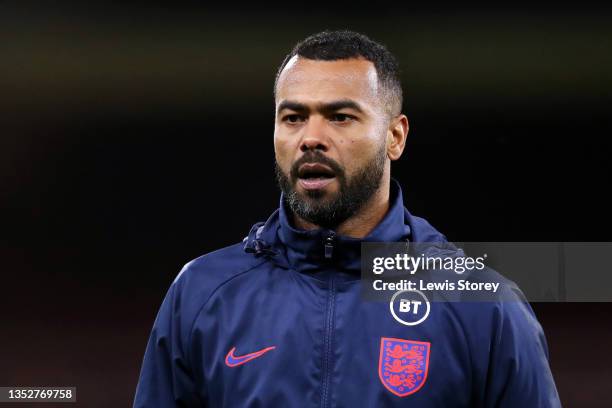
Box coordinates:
[134,182,561,407]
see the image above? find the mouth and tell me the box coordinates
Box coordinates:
[296,163,336,191]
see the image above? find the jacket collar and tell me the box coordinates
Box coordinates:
[244,179,448,275]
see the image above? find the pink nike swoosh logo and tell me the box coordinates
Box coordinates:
[225,346,276,367]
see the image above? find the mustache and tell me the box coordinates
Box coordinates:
[289,151,345,181]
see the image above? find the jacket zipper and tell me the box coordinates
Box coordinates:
[324,231,336,259]
[321,232,336,407]
[321,275,336,408]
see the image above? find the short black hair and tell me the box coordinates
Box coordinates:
[275,30,403,117]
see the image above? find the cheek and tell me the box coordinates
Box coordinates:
[273,134,293,170]
[339,136,381,174]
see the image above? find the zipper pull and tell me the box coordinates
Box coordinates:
[324,232,336,259]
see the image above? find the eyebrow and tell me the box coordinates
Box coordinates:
[276,99,365,116]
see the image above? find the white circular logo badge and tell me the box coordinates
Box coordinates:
[389,289,431,326]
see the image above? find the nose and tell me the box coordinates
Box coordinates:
[300,116,329,153]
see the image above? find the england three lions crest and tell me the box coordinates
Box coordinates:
[379,337,430,397]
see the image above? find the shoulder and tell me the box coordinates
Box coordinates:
[429,261,542,334]
[154,242,271,347]
[172,241,268,299]
[443,270,545,350]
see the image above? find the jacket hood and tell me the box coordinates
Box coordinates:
[243,179,450,274]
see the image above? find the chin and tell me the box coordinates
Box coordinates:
[300,186,337,200]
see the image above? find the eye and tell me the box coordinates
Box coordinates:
[282,114,305,124]
[331,113,355,123]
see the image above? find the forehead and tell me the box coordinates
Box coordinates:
[276,56,380,106]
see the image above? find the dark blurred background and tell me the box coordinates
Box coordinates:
[1,1,611,407]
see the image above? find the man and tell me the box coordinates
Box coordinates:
[134,30,561,407]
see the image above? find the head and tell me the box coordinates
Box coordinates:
[274,30,409,230]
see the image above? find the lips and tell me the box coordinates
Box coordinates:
[297,163,336,191]
[298,163,335,179]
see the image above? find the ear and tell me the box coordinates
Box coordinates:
[387,114,409,161]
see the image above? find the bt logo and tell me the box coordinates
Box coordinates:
[389,289,430,326]
[399,299,423,314]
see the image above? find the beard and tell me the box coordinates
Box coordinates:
[275,143,387,230]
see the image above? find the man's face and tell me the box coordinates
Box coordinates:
[274,56,390,229]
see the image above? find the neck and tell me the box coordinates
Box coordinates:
[293,178,391,239]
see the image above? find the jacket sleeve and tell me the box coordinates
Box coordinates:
[483,293,562,407]
[133,282,204,407]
